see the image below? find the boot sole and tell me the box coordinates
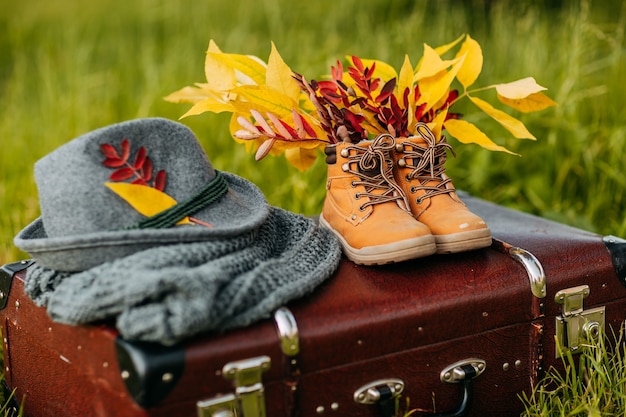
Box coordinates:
[319,214,437,265]
[434,228,493,254]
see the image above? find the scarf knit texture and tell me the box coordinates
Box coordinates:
[25,207,341,346]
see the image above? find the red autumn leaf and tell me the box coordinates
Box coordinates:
[368,78,380,92]
[120,139,131,162]
[102,157,126,168]
[376,78,396,104]
[110,167,134,181]
[100,143,120,159]
[131,178,148,185]
[141,157,153,181]
[133,146,147,169]
[298,114,317,137]
[153,170,167,191]
[351,56,364,73]
[331,60,343,81]
[363,62,376,81]
[279,120,299,140]
[402,87,411,108]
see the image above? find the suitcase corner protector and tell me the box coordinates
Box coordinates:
[0,260,34,310]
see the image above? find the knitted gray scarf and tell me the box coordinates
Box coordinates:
[25,207,341,346]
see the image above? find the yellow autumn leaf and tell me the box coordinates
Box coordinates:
[455,34,483,89]
[497,92,557,113]
[163,86,211,104]
[208,41,267,86]
[284,147,319,171]
[105,182,193,225]
[398,54,415,125]
[494,77,547,99]
[397,55,414,96]
[179,96,236,118]
[469,96,536,140]
[444,119,518,155]
[417,54,465,112]
[415,44,463,80]
[433,34,466,56]
[266,42,301,100]
[232,85,296,118]
[204,41,237,92]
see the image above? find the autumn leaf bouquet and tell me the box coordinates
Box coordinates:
[166,34,555,171]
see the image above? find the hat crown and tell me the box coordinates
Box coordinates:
[35,118,216,238]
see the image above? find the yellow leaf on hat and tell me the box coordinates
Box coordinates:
[105,182,192,225]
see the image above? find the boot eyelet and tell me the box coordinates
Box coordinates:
[358,205,366,212]
[351,181,357,188]
[354,193,361,200]
[340,148,349,158]
[341,163,350,172]
[398,159,407,168]
[405,175,411,182]
[409,187,417,194]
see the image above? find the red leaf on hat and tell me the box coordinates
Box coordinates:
[102,157,126,168]
[131,178,148,185]
[110,167,134,181]
[120,139,131,162]
[133,147,147,169]
[100,143,120,159]
[153,170,167,191]
[141,157,153,181]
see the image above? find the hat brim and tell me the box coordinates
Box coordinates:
[15,172,269,272]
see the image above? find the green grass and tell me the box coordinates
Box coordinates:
[520,328,626,416]
[1,0,625,266]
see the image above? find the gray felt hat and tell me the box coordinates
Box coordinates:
[15,118,270,271]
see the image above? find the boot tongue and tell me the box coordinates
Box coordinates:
[360,163,381,178]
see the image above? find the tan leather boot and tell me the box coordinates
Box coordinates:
[320,134,436,265]
[393,123,492,254]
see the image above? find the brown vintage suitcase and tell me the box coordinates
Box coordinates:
[2,194,626,417]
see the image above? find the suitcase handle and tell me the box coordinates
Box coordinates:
[354,358,485,417]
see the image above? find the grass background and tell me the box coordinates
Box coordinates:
[1,0,625,266]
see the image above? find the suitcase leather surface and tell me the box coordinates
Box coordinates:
[2,194,626,417]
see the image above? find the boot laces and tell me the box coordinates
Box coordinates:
[404,123,457,204]
[344,133,410,211]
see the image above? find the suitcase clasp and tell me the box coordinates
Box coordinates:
[197,356,270,417]
[555,285,605,357]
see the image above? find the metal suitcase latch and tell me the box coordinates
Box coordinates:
[197,356,270,417]
[555,285,605,357]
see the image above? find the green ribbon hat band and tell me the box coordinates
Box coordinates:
[135,171,229,229]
